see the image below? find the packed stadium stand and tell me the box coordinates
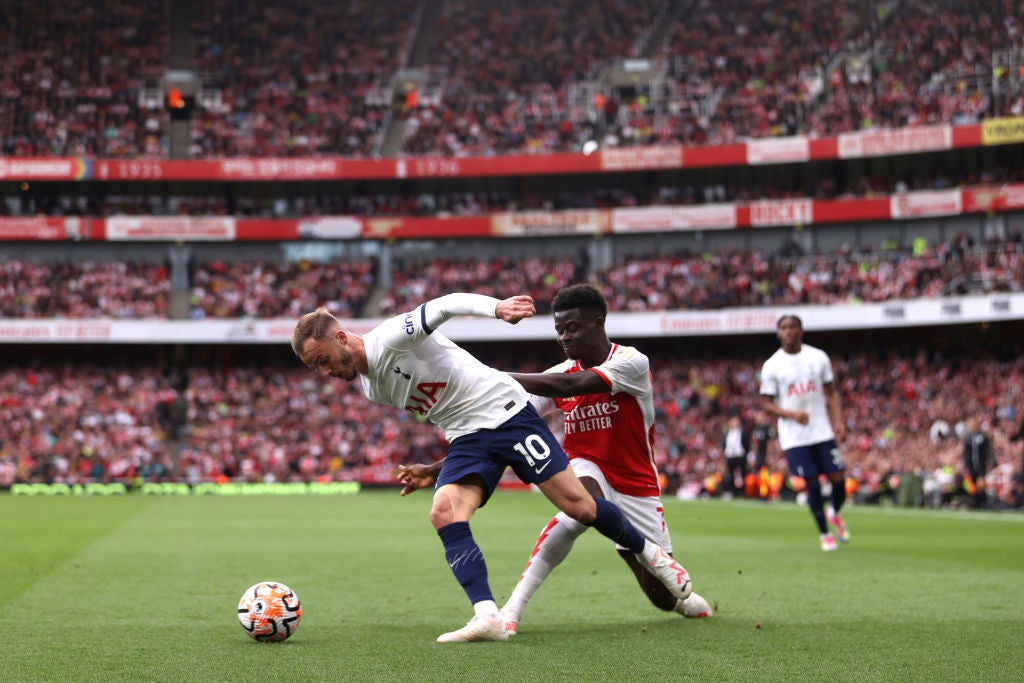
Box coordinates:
[1,0,1023,509]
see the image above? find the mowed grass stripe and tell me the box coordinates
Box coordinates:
[0,493,1021,682]
[0,496,157,608]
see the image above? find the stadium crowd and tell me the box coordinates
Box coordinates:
[3,234,1022,319]
[2,351,1022,512]
[2,0,1022,158]
[187,0,417,158]
[0,0,169,158]
[3,0,1023,520]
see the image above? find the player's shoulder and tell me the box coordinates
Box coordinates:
[608,342,649,364]
[800,343,831,362]
[762,347,789,367]
[545,358,576,374]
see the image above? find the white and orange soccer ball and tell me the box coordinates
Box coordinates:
[237,581,302,642]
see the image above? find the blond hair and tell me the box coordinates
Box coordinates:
[291,307,339,356]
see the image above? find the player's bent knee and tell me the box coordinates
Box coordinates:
[560,499,597,525]
[429,491,455,529]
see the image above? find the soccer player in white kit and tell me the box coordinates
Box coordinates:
[293,293,693,642]
[497,284,711,635]
[758,315,850,551]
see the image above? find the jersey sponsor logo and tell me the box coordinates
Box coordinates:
[565,400,619,420]
[402,313,415,335]
[404,382,446,415]
[564,400,618,435]
[786,379,817,397]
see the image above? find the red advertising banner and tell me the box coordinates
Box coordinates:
[3,182,1023,242]
[103,217,237,241]
[362,215,493,239]
[0,216,81,240]
[749,199,815,227]
[837,125,952,158]
[6,118,1017,183]
[889,189,963,219]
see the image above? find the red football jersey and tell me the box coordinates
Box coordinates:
[546,343,660,497]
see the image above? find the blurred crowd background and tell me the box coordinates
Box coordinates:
[2,0,1024,509]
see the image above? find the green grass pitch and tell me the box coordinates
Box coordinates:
[1,491,1021,682]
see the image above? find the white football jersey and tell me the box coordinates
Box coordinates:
[759,343,836,450]
[359,294,528,442]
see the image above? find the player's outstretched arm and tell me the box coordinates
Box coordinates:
[509,369,607,398]
[420,293,534,330]
[396,460,444,496]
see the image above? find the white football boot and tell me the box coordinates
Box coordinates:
[436,615,509,643]
[675,592,712,618]
[637,542,693,600]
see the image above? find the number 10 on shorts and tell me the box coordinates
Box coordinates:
[514,434,552,475]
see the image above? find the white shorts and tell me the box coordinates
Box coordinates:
[571,457,673,553]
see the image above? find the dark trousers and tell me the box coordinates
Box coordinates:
[725,456,748,495]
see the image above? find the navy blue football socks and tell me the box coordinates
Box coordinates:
[805,479,829,534]
[589,497,645,554]
[437,521,493,604]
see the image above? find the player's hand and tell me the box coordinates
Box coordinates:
[833,422,847,441]
[495,295,536,324]
[793,411,810,425]
[396,463,438,496]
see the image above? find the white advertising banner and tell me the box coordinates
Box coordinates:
[611,205,737,232]
[746,136,810,165]
[749,199,814,227]
[600,145,683,171]
[837,125,953,158]
[0,294,1021,343]
[492,209,609,236]
[889,189,963,219]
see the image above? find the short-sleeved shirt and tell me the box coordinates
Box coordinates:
[759,343,836,451]
[359,304,527,442]
[538,343,660,497]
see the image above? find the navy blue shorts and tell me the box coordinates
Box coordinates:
[436,403,569,507]
[784,439,845,479]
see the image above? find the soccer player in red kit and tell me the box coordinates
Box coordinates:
[497,284,711,634]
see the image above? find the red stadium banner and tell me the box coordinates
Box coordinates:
[748,199,815,227]
[837,125,952,158]
[0,216,83,240]
[102,216,237,241]
[362,215,493,239]
[9,118,1024,183]
[0,157,91,180]
[4,181,1024,242]
[889,189,963,219]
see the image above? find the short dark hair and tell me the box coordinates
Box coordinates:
[552,284,607,316]
[776,314,803,329]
